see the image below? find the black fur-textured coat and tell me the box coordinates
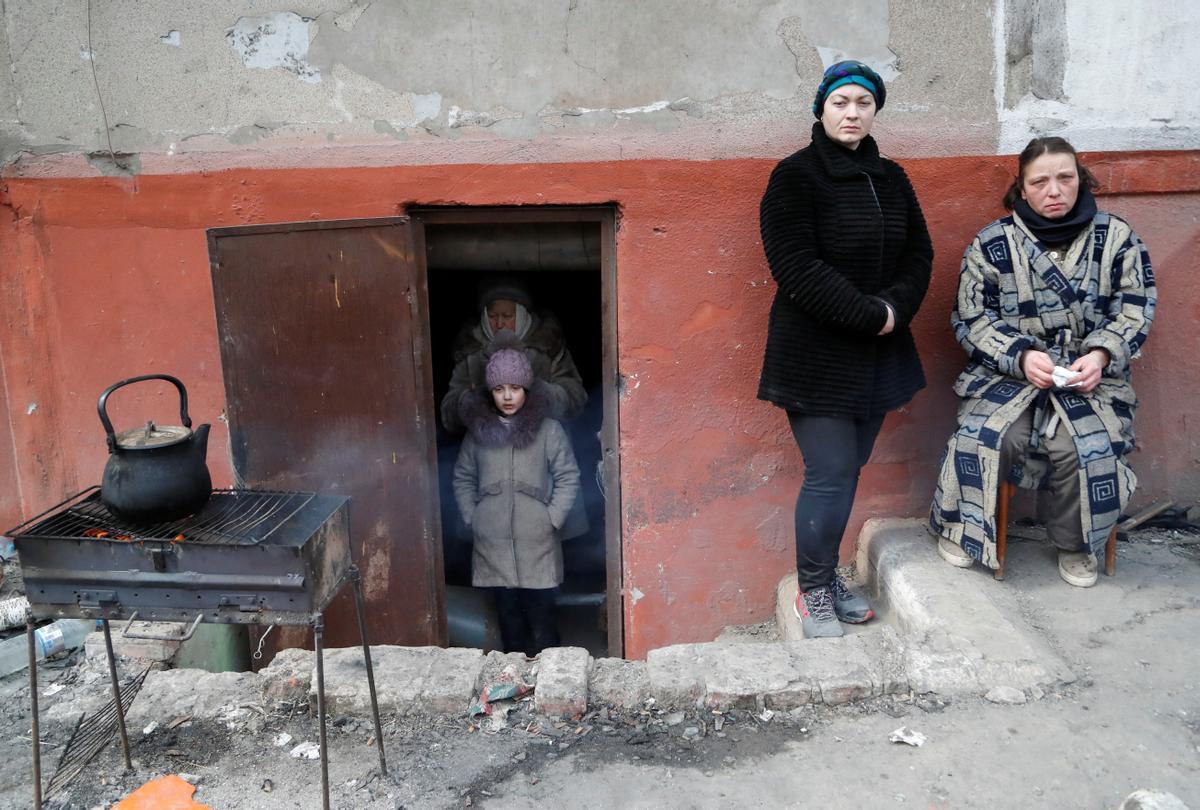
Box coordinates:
[757,123,933,417]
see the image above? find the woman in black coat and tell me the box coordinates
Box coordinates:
[758,60,933,638]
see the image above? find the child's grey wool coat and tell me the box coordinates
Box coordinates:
[452,380,581,589]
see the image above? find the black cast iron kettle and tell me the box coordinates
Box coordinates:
[98,374,212,524]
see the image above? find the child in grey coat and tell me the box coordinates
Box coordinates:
[452,341,581,656]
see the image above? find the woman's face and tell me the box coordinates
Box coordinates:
[487,299,518,333]
[820,84,876,149]
[1020,152,1080,219]
[491,383,526,416]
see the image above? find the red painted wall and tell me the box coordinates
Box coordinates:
[1,151,1197,658]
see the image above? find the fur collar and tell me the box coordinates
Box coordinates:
[457,379,553,449]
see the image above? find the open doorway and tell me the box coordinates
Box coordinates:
[411,207,621,657]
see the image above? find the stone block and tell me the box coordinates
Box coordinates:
[126,669,262,726]
[83,622,184,665]
[646,643,707,707]
[784,637,876,706]
[481,650,533,684]
[818,672,874,706]
[316,645,485,717]
[589,657,650,710]
[259,646,315,704]
[534,646,591,718]
[704,642,813,710]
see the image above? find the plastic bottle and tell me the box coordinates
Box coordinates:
[0,618,95,678]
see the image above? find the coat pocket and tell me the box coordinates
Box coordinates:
[514,483,556,534]
[514,481,549,504]
[476,481,503,503]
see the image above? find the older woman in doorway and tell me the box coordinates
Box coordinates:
[758,60,934,638]
[930,137,1156,587]
[440,278,587,434]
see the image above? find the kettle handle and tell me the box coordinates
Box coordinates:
[98,374,193,454]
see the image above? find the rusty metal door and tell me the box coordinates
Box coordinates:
[208,218,445,650]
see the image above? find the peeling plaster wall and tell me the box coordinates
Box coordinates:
[998,0,1200,151]
[0,1,1194,174]
[0,0,998,173]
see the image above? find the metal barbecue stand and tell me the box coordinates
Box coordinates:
[8,487,388,809]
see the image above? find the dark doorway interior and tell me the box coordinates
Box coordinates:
[421,217,609,657]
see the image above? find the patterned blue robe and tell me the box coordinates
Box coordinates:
[930,211,1155,568]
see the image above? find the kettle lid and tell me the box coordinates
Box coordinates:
[114,421,192,450]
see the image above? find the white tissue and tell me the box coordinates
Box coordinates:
[1051,367,1081,388]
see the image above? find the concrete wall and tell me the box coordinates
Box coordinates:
[2,1,1196,175]
[1,152,1196,657]
[998,0,1200,151]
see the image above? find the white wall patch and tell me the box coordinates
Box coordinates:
[227,13,321,84]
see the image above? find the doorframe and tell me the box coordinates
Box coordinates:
[407,205,623,657]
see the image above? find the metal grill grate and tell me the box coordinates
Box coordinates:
[44,666,150,800]
[8,487,314,546]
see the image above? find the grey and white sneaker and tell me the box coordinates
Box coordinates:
[938,537,974,568]
[794,586,843,638]
[1058,550,1098,588]
[830,575,874,624]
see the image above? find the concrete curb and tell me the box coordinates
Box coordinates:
[121,519,1077,723]
[646,629,906,709]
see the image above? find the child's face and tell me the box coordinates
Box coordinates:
[491,383,526,416]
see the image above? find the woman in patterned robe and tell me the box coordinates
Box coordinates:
[930,137,1156,587]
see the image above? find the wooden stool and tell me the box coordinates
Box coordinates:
[994,480,1117,581]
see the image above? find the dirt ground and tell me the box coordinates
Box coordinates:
[0,525,1196,809]
[0,666,959,810]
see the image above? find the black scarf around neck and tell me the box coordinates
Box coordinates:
[810,122,884,178]
[1014,186,1097,246]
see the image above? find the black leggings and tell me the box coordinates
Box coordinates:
[788,412,885,592]
[494,587,559,656]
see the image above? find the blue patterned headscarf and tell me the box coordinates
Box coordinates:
[812,60,886,119]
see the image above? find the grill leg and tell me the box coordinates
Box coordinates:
[102,620,133,770]
[350,565,388,776]
[314,614,330,810]
[28,617,42,809]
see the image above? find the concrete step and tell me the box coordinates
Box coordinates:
[857,518,1076,695]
